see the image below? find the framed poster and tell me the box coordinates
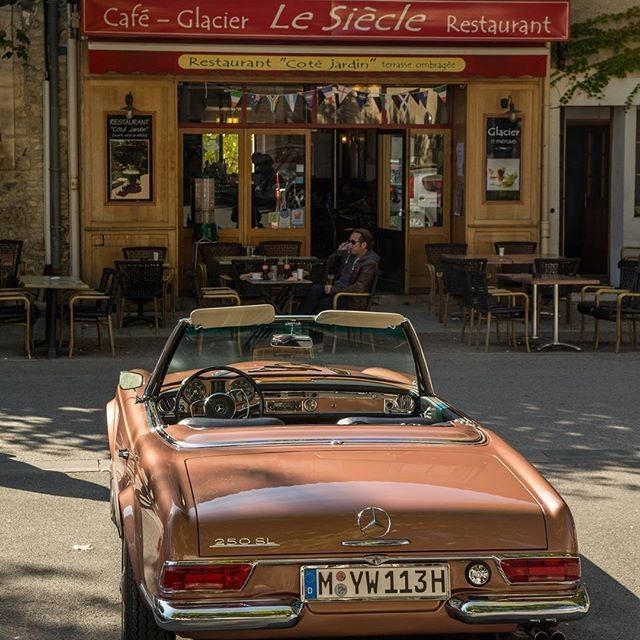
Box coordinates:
[107,114,153,202]
[485,116,522,202]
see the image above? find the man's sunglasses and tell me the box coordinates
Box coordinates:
[348,239,362,245]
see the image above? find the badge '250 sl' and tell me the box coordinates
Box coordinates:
[108,305,589,640]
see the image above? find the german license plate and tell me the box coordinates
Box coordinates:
[301,564,449,601]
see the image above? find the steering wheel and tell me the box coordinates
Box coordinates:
[173,366,264,419]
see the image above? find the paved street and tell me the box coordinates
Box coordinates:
[0,302,638,639]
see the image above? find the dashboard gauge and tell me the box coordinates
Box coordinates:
[229,377,254,399]
[183,380,207,404]
[397,394,415,413]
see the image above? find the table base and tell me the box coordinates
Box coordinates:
[536,341,582,352]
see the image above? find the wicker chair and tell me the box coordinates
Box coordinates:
[187,269,240,308]
[0,288,37,358]
[60,267,118,357]
[0,239,24,288]
[440,256,476,326]
[122,246,168,261]
[465,269,530,352]
[577,261,640,352]
[115,260,165,328]
[533,257,581,326]
[256,241,302,257]
[424,243,467,315]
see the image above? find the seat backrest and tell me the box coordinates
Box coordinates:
[0,239,23,287]
[364,270,381,310]
[197,244,224,287]
[494,241,537,255]
[465,269,494,311]
[122,246,168,261]
[204,241,244,257]
[533,257,579,277]
[442,257,484,297]
[257,240,302,257]
[618,260,640,290]
[425,243,467,272]
[114,260,164,298]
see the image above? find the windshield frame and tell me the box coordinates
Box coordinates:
[143,314,434,400]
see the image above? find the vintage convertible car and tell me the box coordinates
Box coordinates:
[107,305,589,640]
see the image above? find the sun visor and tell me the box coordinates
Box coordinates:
[190,305,275,329]
[315,310,405,329]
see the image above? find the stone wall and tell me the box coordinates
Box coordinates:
[0,3,69,275]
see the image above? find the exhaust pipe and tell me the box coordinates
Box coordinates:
[529,627,550,640]
[548,629,566,640]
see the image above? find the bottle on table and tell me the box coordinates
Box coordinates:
[261,258,269,280]
[283,257,291,279]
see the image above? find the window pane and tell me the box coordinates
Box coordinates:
[178,83,242,124]
[636,108,640,217]
[246,85,310,124]
[386,87,449,125]
[183,133,239,230]
[317,85,382,125]
[251,134,306,229]
[409,133,445,227]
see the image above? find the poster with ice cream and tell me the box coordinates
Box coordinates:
[485,116,522,201]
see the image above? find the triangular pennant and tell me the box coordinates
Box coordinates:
[335,85,351,108]
[320,84,334,99]
[283,93,298,112]
[410,91,423,106]
[229,89,243,109]
[398,93,411,114]
[266,95,280,112]
[392,94,403,109]
[303,90,315,110]
[420,90,428,107]
[372,95,384,112]
[356,91,369,109]
[435,85,447,103]
[246,93,260,110]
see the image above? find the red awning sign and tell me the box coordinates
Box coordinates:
[82,0,570,42]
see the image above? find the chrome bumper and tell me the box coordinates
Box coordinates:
[153,598,303,632]
[446,585,590,624]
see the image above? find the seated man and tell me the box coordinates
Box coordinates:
[298,229,379,314]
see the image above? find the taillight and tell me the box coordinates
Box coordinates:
[500,557,580,583]
[161,563,252,591]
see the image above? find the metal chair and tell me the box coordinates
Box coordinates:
[465,269,530,352]
[533,257,581,327]
[0,288,37,358]
[425,243,467,315]
[0,239,24,288]
[60,267,117,357]
[256,241,302,257]
[115,260,165,328]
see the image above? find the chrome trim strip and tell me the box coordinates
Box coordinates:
[445,585,590,624]
[160,553,579,568]
[152,598,303,632]
[341,539,411,547]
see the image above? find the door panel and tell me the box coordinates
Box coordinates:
[564,125,609,274]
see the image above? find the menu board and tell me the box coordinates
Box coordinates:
[107,114,153,202]
[485,116,522,201]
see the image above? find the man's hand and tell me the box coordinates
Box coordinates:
[324,285,333,295]
[337,241,351,254]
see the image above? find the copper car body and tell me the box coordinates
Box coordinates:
[107,306,589,640]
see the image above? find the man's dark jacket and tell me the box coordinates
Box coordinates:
[329,250,380,310]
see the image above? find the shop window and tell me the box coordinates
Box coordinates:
[246,85,311,124]
[386,86,449,125]
[409,133,445,228]
[183,133,239,230]
[317,85,383,125]
[251,134,306,229]
[178,83,242,124]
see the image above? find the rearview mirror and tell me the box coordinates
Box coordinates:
[119,371,144,390]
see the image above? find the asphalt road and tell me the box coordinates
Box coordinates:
[0,326,638,640]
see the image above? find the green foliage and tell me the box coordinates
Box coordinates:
[551,7,640,107]
[0,0,31,61]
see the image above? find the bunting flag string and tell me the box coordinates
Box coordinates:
[227,85,442,118]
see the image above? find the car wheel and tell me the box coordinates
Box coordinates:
[121,542,175,640]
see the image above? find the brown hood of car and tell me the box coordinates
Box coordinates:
[186,446,547,557]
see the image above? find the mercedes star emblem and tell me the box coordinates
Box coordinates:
[356,507,392,538]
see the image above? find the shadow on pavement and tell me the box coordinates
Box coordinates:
[0,453,109,502]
